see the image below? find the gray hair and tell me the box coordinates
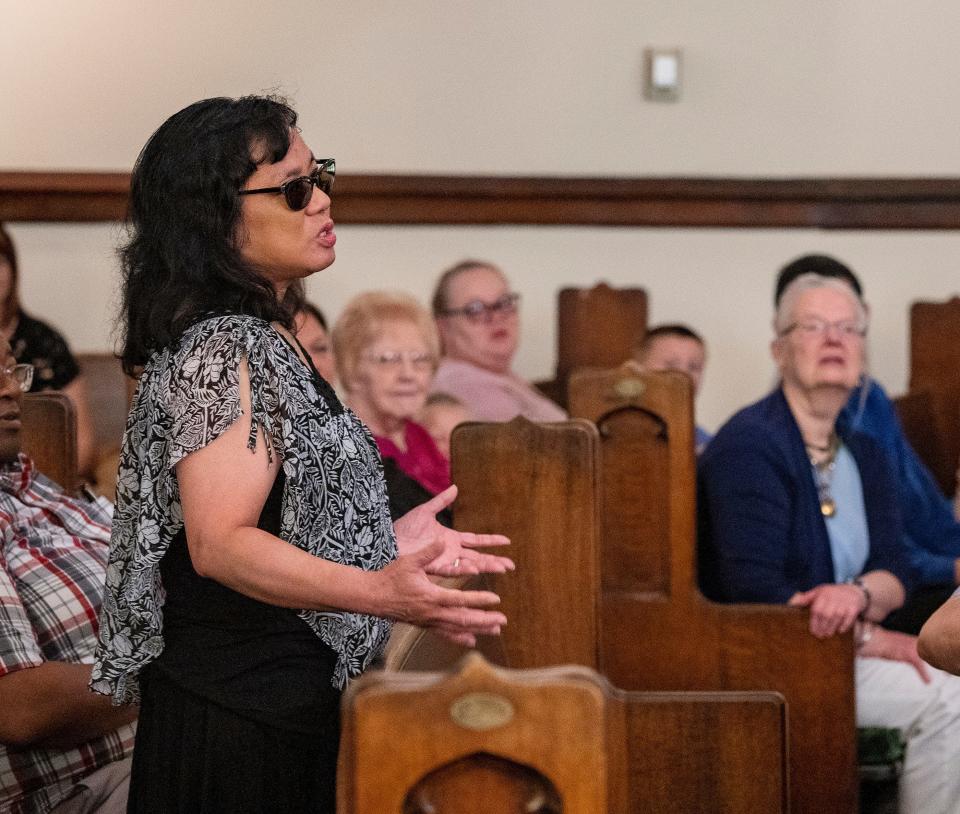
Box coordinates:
[774,272,868,336]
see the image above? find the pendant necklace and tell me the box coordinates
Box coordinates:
[806,435,839,518]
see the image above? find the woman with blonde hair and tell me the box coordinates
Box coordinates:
[333,291,452,522]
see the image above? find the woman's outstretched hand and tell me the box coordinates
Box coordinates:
[393,484,514,578]
[377,539,507,647]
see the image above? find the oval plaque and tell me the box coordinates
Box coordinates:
[612,377,645,400]
[449,692,515,731]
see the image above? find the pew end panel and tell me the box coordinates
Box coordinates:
[449,417,603,671]
[908,297,960,497]
[339,653,610,814]
[342,653,788,814]
[568,365,858,814]
[548,283,648,406]
[22,391,78,494]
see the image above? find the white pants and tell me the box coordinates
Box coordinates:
[857,656,960,814]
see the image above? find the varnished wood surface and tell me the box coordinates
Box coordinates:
[7,171,960,228]
[894,389,956,497]
[907,298,960,497]
[385,418,602,674]
[555,284,647,402]
[342,654,787,814]
[22,392,78,493]
[568,366,858,814]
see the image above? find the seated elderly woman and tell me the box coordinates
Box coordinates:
[698,272,960,814]
[333,292,452,522]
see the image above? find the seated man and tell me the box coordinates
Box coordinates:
[777,254,960,633]
[0,337,136,813]
[430,260,567,422]
[633,323,711,453]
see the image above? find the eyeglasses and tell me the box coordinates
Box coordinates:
[364,351,436,370]
[1,363,33,392]
[780,319,867,339]
[238,158,335,211]
[439,292,520,323]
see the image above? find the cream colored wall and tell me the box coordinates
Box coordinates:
[4,2,960,432]
[8,220,960,432]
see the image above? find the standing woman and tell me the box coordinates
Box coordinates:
[90,96,511,813]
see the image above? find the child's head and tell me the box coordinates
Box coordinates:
[635,324,707,395]
[419,393,472,461]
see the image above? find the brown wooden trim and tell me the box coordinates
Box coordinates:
[5,171,960,228]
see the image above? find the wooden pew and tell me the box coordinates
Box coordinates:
[535,283,648,406]
[384,418,788,813]
[894,388,956,497]
[385,418,601,672]
[908,297,960,497]
[567,366,857,814]
[342,653,787,814]
[22,391,78,493]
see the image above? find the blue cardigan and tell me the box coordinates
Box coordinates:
[697,388,912,604]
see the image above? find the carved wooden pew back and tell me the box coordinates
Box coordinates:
[342,654,787,814]
[22,392,78,493]
[568,365,857,814]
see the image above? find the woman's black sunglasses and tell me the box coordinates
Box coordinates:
[238,158,336,211]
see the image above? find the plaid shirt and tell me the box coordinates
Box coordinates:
[0,455,135,814]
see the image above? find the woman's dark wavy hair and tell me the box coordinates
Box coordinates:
[119,94,306,375]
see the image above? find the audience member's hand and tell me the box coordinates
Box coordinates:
[859,626,932,684]
[377,539,507,646]
[393,484,514,577]
[788,583,865,638]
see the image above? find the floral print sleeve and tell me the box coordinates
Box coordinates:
[91,315,397,703]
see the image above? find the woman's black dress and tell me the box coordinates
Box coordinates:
[128,470,341,813]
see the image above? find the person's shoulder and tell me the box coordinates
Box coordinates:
[15,311,64,337]
[710,391,785,446]
[700,391,795,470]
[180,313,274,344]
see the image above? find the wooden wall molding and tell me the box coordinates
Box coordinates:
[4,171,960,229]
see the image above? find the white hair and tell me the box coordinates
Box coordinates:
[774,273,868,336]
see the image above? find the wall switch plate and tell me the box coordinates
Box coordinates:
[644,48,682,101]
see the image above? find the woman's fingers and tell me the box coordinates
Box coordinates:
[417,484,459,516]
[458,531,512,548]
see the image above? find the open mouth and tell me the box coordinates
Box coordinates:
[317,221,337,248]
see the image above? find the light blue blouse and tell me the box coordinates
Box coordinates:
[823,444,870,583]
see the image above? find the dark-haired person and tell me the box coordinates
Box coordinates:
[0,224,97,479]
[0,334,137,814]
[430,260,566,422]
[635,323,710,453]
[700,273,960,814]
[90,95,512,813]
[294,301,336,384]
[777,254,960,634]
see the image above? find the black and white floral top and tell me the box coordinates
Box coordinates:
[91,315,397,703]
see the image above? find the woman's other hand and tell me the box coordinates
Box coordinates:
[788,583,866,638]
[393,484,514,577]
[860,626,932,684]
[377,539,507,647]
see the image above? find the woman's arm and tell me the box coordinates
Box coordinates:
[918,595,960,675]
[177,358,505,643]
[788,569,904,638]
